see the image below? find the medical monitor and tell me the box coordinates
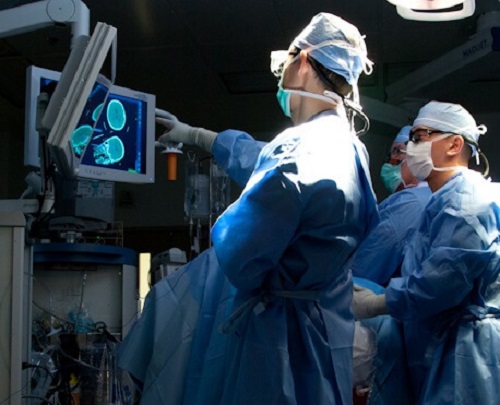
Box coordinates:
[24,65,156,183]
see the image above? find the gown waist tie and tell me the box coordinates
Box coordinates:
[424,305,500,366]
[219,289,321,335]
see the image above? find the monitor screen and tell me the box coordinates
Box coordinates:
[78,85,156,183]
[24,65,156,183]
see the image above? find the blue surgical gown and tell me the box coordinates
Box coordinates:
[118,109,379,404]
[351,185,431,405]
[118,248,237,403]
[351,184,432,285]
[209,109,378,404]
[386,169,500,405]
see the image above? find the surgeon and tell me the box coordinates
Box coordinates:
[353,101,500,404]
[351,126,431,404]
[350,125,432,405]
[352,125,432,285]
[119,12,378,405]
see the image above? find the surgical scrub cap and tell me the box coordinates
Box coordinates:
[413,101,487,146]
[291,13,373,85]
[393,125,412,144]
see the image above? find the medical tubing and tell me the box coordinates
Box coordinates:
[479,150,490,178]
[219,289,321,334]
[467,138,490,178]
[454,135,490,178]
[344,97,370,135]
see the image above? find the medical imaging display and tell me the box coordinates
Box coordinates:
[26,65,154,183]
[37,75,146,173]
[79,92,147,175]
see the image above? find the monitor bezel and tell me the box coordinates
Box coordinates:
[24,65,60,168]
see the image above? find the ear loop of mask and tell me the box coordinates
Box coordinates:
[418,134,473,176]
[432,127,490,179]
[419,134,463,174]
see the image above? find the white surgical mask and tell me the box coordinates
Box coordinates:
[406,134,464,180]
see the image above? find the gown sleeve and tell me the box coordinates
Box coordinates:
[211,162,302,291]
[212,130,266,188]
[387,204,496,320]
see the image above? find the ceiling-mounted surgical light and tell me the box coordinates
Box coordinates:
[387,0,462,9]
[387,0,476,21]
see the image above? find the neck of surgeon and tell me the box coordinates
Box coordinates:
[288,50,351,125]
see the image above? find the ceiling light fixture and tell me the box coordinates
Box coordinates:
[387,0,462,9]
[387,0,476,21]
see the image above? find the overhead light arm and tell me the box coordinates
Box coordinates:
[0,0,90,46]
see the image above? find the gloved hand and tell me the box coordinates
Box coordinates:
[156,110,217,153]
[352,284,388,319]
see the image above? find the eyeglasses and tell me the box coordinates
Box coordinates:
[271,49,301,79]
[409,128,448,143]
[385,146,406,164]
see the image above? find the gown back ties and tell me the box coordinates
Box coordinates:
[220,289,322,335]
[424,304,500,367]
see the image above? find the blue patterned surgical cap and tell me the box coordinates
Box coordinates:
[292,13,373,85]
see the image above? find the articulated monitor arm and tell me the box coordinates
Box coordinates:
[0,0,89,45]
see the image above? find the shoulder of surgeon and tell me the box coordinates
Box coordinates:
[379,185,432,213]
[428,169,500,218]
[269,111,355,153]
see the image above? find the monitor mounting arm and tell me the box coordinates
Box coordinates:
[0,0,89,46]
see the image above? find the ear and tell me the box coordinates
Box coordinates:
[448,135,465,157]
[297,50,311,75]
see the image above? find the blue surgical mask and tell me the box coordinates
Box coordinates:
[380,162,402,194]
[276,86,292,118]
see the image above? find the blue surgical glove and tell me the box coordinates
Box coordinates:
[156,110,217,153]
